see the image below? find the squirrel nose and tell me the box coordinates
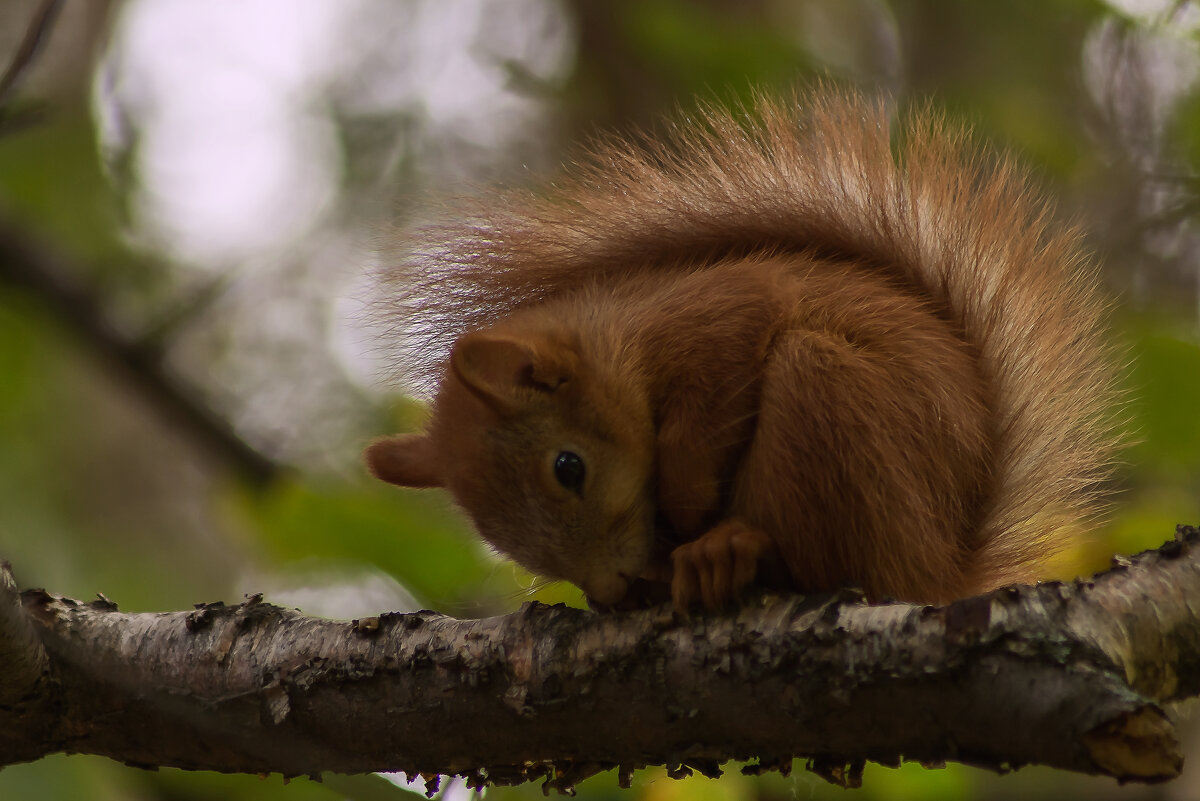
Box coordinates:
[582,572,630,606]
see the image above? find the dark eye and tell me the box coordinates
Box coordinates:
[554,451,586,494]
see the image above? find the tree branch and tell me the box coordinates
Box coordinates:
[0,561,46,707]
[0,0,64,108]
[0,220,279,486]
[1,527,1196,793]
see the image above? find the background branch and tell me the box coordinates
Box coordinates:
[1,527,1195,793]
[0,0,64,108]
[0,221,279,487]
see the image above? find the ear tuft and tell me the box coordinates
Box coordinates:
[364,435,443,488]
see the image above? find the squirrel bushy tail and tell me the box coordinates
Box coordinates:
[380,88,1120,591]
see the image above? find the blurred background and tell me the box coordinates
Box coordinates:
[0,0,1198,799]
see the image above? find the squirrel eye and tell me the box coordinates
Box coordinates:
[553,451,586,494]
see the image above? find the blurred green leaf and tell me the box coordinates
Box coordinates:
[148,769,343,801]
[1125,329,1200,470]
[238,477,597,613]
[622,0,811,99]
[0,110,124,260]
[239,478,508,609]
[0,755,135,801]
[892,0,1108,173]
[1099,317,1200,560]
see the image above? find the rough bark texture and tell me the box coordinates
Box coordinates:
[1,527,1197,793]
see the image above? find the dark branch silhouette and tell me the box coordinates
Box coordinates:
[0,0,64,106]
[0,221,279,486]
[0,0,65,133]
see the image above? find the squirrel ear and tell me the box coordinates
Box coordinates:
[364,435,444,488]
[451,330,574,413]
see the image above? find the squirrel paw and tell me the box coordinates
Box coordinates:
[670,519,776,613]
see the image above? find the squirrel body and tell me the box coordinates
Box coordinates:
[367,89,1119,610]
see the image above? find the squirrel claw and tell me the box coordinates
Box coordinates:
[670,519,776,614]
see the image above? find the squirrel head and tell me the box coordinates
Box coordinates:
[366,317,657,606]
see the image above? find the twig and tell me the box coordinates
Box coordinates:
[0,220,279,487]
[0,0,65,108]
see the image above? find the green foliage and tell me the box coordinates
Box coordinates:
[0,755,403,801]
[1104,318,1200,559]
[621,0,812,98]
[0,755,145,801]
[0,109,129,264]
[238,475,591,613]
[890,0,1108,172]
[1125,327,1200,472]
[240,478,504,610]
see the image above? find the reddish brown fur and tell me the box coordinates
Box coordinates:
[367,88,1119,609]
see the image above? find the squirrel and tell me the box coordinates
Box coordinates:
[365,88,1120,613]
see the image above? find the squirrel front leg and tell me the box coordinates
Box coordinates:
[655,383,776,612]
[656,404,725,538]
[670,519,782,612]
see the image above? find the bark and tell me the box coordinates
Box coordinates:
[1,527,1197,794]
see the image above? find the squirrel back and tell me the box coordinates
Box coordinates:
[368,88,1120,608]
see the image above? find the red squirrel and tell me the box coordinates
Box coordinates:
[365,89,1119,612]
